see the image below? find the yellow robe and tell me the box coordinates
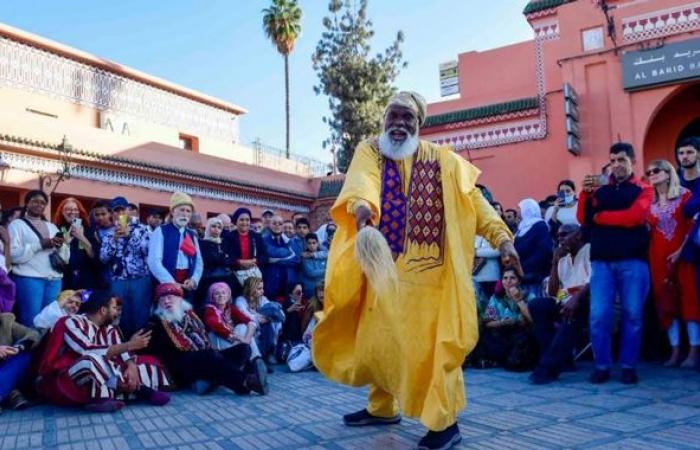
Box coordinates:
[312,139,512,431]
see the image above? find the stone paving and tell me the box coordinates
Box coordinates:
[1,363,699,449]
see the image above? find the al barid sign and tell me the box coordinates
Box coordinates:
[622,37,700,91]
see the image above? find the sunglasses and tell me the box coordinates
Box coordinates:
[645,167,664,177]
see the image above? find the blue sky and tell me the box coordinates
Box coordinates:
[3,0,533,162]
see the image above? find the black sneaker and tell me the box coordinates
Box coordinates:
[343,409,401,427]
[589,369,610,384]
[244,373,268,396]
[416,423,461,450]
[621,368,638,385]
[253,357,269,394]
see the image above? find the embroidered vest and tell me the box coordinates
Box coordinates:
[161,223,197,279]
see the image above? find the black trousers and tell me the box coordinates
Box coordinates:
[169,349,249,394]
[529,296,588,376]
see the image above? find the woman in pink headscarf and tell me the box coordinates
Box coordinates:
[202,282,263,369]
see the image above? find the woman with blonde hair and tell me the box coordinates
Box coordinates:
[234,277,283,364]
[646,159,700,367]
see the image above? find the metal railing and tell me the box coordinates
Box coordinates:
[250,138,331,177]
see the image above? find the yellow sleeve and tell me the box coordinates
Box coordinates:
[470,189,513,249]
[332,141,382,224]
[447,150,512,249]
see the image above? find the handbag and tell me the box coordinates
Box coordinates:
[21,218,68,272]
[287,344,313,372]
[234,266,262,286]
[234,233,262,285]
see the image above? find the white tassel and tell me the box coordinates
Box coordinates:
[355,227,399,301]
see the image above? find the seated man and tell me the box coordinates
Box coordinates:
[147,283,268,396]
[36,291,171,412]
[34,289,88,332]
[0,312,40,413]
[529,224,591,384]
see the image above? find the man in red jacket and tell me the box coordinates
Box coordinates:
[577,142,652,385]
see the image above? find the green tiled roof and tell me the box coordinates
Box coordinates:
[318,178,344,198]
[523,0,572,15]
[423,97,539,128]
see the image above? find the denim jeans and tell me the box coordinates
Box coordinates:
[13,275,62,326]
[0,352,31,399]
[256,322,277,358]
[589,260,650,369]
[110,276,152,339]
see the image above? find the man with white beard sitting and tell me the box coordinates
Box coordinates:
[146,283,268,396]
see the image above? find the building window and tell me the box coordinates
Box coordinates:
[582,27,605,52]
[178,133,199,152]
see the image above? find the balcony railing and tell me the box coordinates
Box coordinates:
[250,138,331,178]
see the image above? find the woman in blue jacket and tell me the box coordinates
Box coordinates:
[514,198,553,297]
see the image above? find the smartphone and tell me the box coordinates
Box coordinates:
[73,218,82,229]
[54,231,63,238]
[557,192,566,202]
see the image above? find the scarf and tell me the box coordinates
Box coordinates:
[161,310,210,352]
[516,198,545,238]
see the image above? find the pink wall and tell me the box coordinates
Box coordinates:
[423,0,700,208]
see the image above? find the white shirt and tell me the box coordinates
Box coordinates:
[545,202,580,227]
[9,218,69,279]
[473,236,501,283]
[34,301,66,330]
[557,243,591,292]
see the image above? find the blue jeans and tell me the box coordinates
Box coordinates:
[110,276,152,339]
[589,260,650,370]
[0,352,31,399]
[13,275,62,326]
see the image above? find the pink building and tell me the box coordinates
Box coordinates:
[421,0,700,208]
[0,23,338,224]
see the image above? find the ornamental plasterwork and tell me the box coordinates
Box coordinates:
[622,2,700,43]
[428,118,543,150]
[0,151,309,213]
[532,19,561,39]
[0,37,239,143]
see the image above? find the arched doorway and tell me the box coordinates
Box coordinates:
[644,82,700,164]
[677,117,700,147]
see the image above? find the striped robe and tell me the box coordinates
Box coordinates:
[63,315,168,399]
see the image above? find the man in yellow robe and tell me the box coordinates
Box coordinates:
[313,91,521,450]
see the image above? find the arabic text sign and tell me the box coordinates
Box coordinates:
[622,37,700,90]
[439,61,459,97]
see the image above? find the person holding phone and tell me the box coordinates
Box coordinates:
[0,312,40,414]
[577,142,652,385]
[36,291,170,413]
[53,197,97,290]
[9,190,70,326]
[99,197,151,339]
[544,180,580,238]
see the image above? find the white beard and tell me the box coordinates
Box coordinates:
[154,300,192,323]
[378,128,419,161]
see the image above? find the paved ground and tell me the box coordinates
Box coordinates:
[1,363,699,450]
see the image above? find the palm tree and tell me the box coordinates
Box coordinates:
[262,0,302,159]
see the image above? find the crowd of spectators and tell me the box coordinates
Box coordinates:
[0,191,331,413]
[471,138,700,386]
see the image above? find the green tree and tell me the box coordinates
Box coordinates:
[312,0,407,173]
[262,0,303,159]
